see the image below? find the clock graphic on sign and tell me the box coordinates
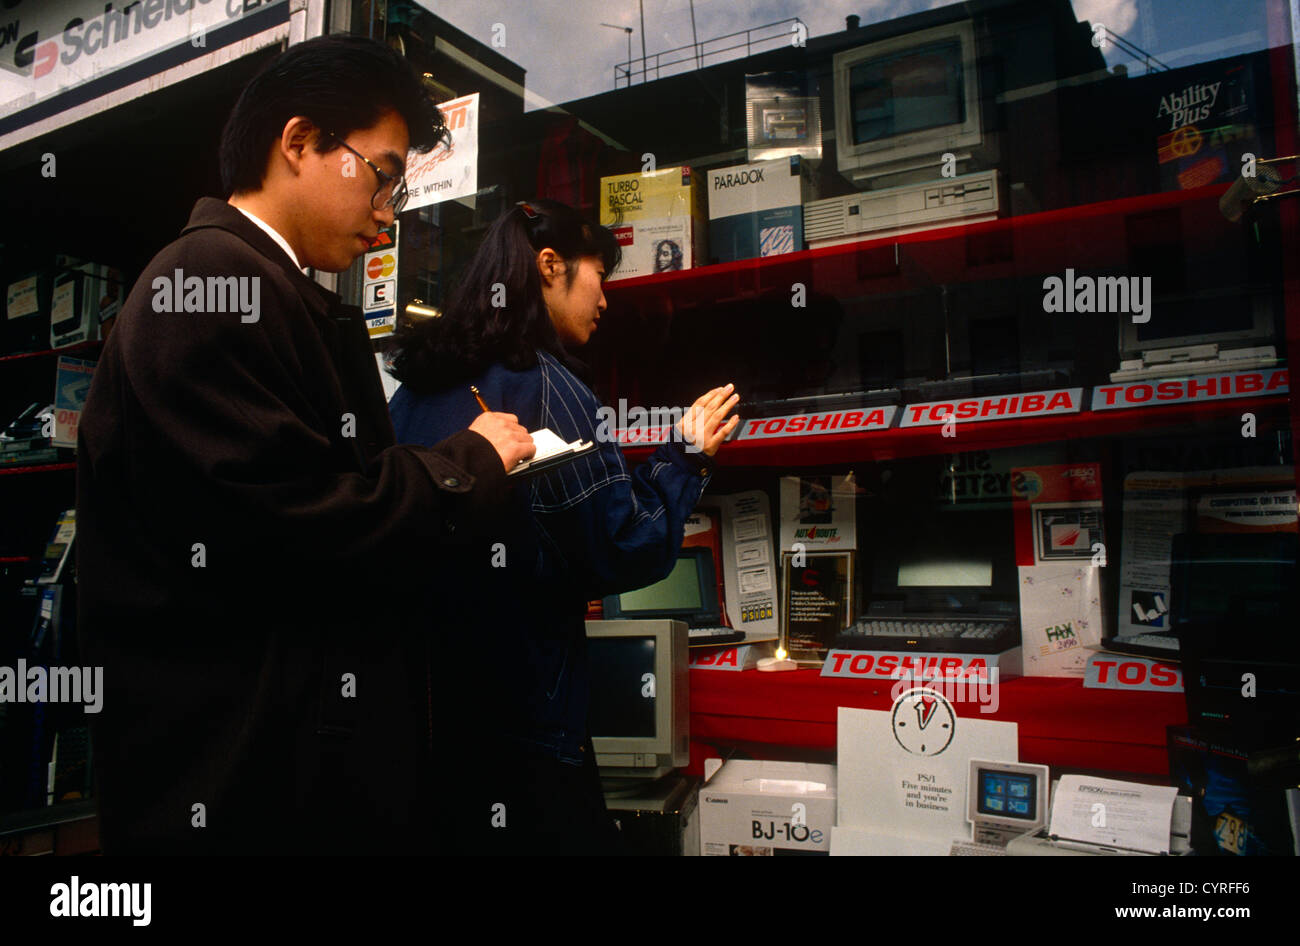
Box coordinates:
[891,687,956,756]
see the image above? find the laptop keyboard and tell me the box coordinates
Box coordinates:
[688,626,744,643]
[1118,633,1180,650]
[949,841,1007,856]
[854,619,1006,639]
[838,617,1019,653]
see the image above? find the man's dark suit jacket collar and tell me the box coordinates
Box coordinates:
[180,197,344,311]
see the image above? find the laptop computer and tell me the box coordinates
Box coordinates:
[836,505,1020,654]
[1103,478,1297,661]
[602,548,745,646]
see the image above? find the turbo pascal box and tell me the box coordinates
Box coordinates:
[599,166,706,281]
[699,759,836,855]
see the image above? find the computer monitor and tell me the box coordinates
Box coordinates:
[1171,531,1298,630]
[1171,531,1299,740]
[966,759,1050,844]
[585,619,690,780]
[601,547,721,626]
[833,20,982,183]
[1117,293,1275,363]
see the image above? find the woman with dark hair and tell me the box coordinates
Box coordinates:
[388,198,738,854]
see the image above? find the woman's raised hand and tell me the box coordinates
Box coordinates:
[678,383,741,458]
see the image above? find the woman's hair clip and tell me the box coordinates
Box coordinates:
[516,200,539,220]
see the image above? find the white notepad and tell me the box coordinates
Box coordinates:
[508,428,596,477]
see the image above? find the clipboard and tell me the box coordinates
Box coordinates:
[508,428,598,479]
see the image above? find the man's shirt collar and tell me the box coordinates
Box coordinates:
[233,205,308,274]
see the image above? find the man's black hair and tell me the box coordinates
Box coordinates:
[219,34,447,195]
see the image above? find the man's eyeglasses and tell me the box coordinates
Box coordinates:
[326,131,409,213]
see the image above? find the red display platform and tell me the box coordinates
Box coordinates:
[685,668,1186,779]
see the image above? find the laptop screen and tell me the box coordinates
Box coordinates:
[897,552,993,588]
[869,507,1016,611]
[603,547,722,626]
[617,557,703,613]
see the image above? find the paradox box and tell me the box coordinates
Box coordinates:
[708,156,816,262]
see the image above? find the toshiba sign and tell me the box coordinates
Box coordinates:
[1091,368,1288,411]
[1083,653,1184,692]
[901,388,1083,427]
[741,406,896,440]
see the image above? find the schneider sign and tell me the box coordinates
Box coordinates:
[0,0,288,137]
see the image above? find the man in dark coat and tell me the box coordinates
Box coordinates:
[75,35,534,854]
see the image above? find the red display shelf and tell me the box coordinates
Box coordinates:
[0,556,32,563]
[600,178,1297,465]
[621,393,1291,465]
[686,668,1185,778]
[603,182,1233,301]
[0,340,101,364]
[0,462,75,477]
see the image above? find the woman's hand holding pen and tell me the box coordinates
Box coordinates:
[678,383,741,458]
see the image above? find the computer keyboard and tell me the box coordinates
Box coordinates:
[857,619,1005,638]
[949,841,1007,856]
[688,627,745,645]
[1122,633,1179,649]
[837,616,1019,653]
[1112,632,1180,652]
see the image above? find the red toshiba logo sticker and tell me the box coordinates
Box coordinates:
[1091,369,1288,411]
[1084,655,1183,691]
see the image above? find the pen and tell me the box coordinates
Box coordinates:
[470,385,490,413]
